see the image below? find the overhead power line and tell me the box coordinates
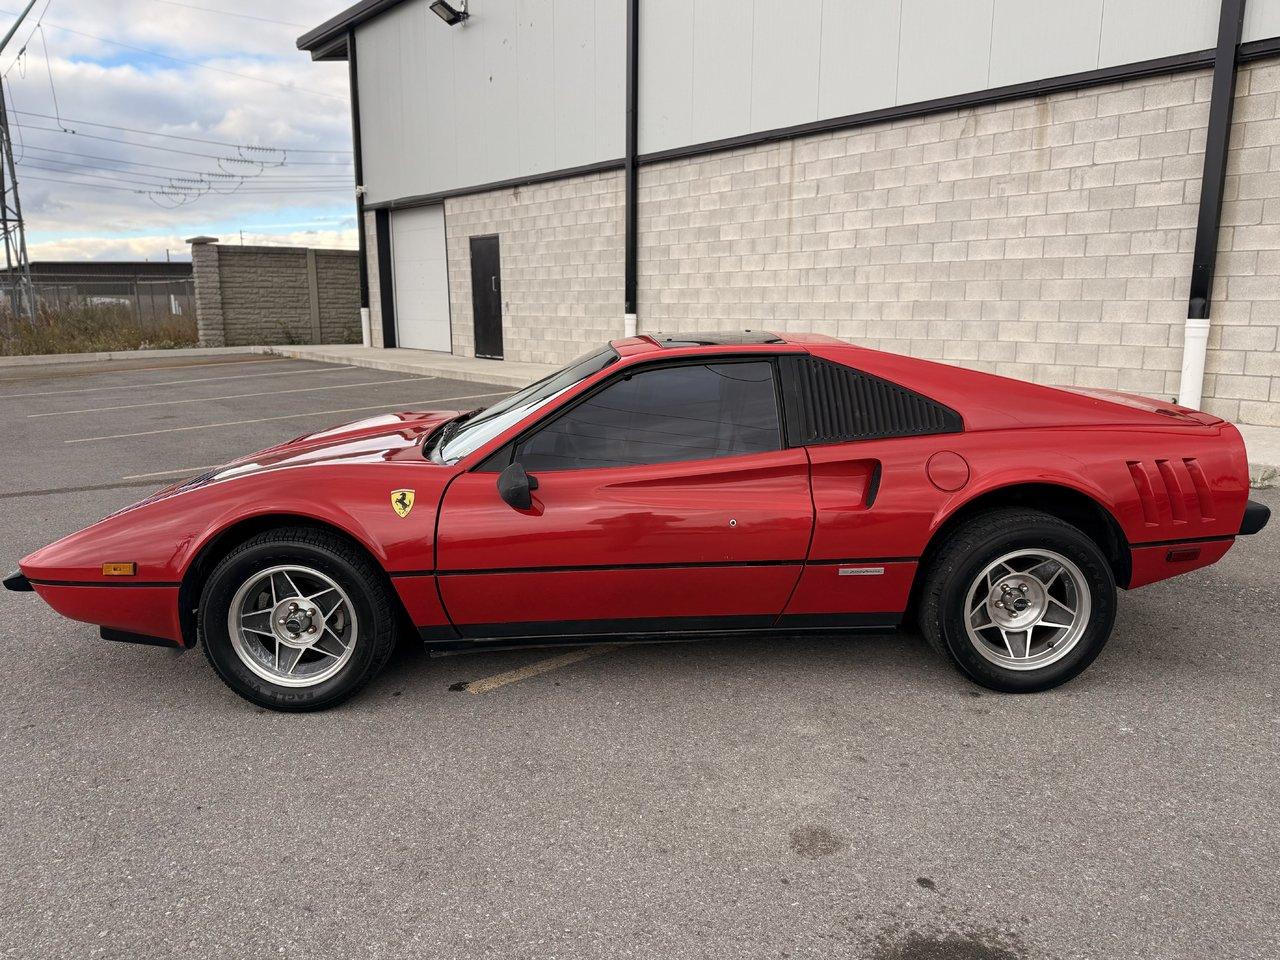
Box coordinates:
[12,108,351,153]
[145,0,308,28]
[14,142,351,177]
[0,8,346,101]
[18,172,353,195]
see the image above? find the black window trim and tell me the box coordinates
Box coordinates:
[470,349,964,474]
[472,353,796,473]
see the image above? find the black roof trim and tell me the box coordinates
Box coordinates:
[649,331,784,348]
[297,0,411,59]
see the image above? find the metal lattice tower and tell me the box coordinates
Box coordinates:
[0,76,36,327]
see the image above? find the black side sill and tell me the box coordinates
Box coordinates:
[1240,499,1271,536]
[101,628,183,649]
[3,570,32,592]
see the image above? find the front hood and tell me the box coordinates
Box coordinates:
[162,409,460,494]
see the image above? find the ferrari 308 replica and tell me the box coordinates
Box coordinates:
[6,332,1269,710]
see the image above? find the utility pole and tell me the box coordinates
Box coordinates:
[0,0,41,331]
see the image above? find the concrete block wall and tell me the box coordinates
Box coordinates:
[442,171,624,364]
[188,239,361,347]
[636,58,1280,426]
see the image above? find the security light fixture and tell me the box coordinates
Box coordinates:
[430,0,469,25]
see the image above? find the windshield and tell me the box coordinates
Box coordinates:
[429,346,619,463]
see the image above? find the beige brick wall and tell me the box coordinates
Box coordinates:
[1211,59,1280,426]
[636,58,1280,426]
[443,171,624,365]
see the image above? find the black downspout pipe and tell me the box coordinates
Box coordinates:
[1181,0,1246,409]
[347,30,370,322]
[1188,0,1246,321]
[623,0,639,332]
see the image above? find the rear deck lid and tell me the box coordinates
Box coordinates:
[1058,386,1223,426]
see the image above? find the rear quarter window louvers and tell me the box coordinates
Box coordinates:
[778,356,963,445]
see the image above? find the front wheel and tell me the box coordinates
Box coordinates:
[919,508,1117,693]
[198,527,397,711]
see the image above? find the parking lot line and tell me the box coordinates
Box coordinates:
[5,363,355,399]
[120,465,224,480]
[29,376,431,417]
[0,356,292,385]
[64,390,512,443]
[454,645,620,695]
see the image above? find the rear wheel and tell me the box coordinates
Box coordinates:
[199,527,396,711]
[919,508,1116,693]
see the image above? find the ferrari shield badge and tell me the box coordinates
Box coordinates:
[391,489,415,518]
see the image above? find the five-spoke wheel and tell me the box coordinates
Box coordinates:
[199,528,396,711]
[920,508,1116,693]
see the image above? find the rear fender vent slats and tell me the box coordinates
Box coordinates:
[779,356,963,445]
[1127,458,1216,529]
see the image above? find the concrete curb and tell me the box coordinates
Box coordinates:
[0,345,270,368]
[265,345,551,389]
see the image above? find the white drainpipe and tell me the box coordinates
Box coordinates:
[624,312,637,338]
[360,307,372,348]
[1177,313,1211,409]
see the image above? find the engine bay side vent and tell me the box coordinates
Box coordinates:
[779,356,963,446]
[1182,457,1216,520]
[1126,460,1161,526]
[1155,459,1188,524]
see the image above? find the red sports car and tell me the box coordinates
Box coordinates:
[5,332,1269,710]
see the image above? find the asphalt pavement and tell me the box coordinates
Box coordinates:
[0,354,1275,959]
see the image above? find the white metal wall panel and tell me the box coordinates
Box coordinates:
[1245,0,1280,41]
[690,0,752,144]
[517,0,557,174]
[817,0,901,120]
[639,0,694,153]
[988,0,1104,88]
[1098,0,1218,67]
[391,205,452,353]
[356,0,625,204]
[749,0,823,133]
[896,0,994,105]
[360,0,1280,192]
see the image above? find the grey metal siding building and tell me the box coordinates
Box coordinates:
[301,0,1280,427]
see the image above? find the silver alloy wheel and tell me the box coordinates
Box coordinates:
[227,565,358,688]
[963,548,1091,671]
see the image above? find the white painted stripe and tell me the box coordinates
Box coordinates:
[64,390,512,444]
[458,645,620,695]
[0,356,292,385]
[4,363,354,399]
[121,465,223,480]
[29,376,430,417]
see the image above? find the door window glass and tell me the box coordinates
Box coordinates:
[518,361,781,470]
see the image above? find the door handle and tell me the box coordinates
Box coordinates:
[490,277,498,293]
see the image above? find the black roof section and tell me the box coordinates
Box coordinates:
[650,331,785,348]
[297,0,412,60]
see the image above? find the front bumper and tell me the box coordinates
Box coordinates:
[1241,499,1271,536]
[3,570,32,592]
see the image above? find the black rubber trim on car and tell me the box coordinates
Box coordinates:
[27,578,181,588]
[1240,499,1271,536]
[100,627,183,648]
[778,355,963,446]
[1129,534,1236,549]
[3,570,32,592]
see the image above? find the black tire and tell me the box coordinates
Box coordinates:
[198,527,397,711]
[918,508,1116,693]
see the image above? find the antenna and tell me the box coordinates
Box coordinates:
[0,0,42,331]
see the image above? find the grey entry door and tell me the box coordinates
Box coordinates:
[468,235,504,360]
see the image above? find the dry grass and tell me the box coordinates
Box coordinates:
[0,304,199,356]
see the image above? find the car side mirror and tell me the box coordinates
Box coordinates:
[497,461,539,510]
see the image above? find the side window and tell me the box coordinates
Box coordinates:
[517,361,782,471]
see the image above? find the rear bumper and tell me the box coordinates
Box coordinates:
[1240,499,1271,536]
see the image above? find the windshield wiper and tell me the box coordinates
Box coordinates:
[423,408,483,462]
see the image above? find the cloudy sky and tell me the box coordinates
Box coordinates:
[0,0,354,261]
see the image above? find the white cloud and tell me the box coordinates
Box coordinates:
[28,226,358,261]
[2,1,356,260]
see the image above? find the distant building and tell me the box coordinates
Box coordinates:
[301,0,1280,426]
